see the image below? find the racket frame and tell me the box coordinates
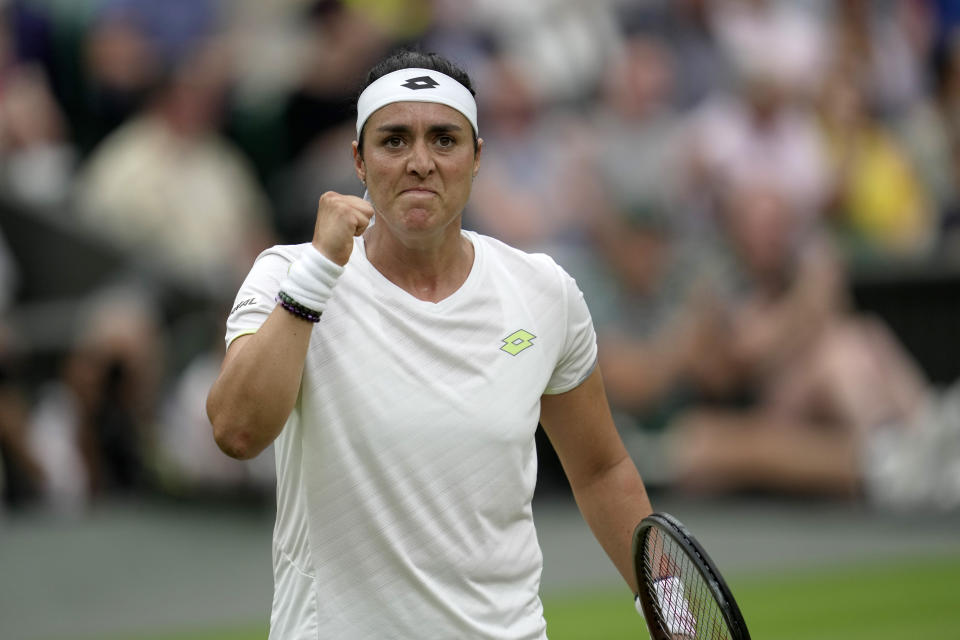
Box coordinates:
[632,512,750,640]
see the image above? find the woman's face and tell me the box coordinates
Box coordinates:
[354,101,481,244]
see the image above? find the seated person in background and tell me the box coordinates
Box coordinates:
[666,182,930,497]
[586,195,739,486]
[75,40,273,294]
[26,288,164,514]
[581,33,745,485]
[818,59,935,262]
[0,7,76,206]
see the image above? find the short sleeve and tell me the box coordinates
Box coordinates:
[544,263,598,395]
[224,245,300,347]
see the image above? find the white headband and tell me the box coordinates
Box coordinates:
[356,67,478,139]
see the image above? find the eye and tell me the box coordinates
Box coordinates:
[384,136,404,148]
[436,135,455,148]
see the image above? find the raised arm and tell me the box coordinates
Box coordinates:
[206,192,373,459]
[206,311,311,459]
[539,367,653,594]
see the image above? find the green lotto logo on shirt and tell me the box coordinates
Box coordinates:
[501,330,536,356]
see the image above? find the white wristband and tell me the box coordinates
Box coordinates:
[279,244,345,313]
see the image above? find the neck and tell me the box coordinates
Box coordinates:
[363,223,474,303]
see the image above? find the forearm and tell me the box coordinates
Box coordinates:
[206,307,313,459]
[540,369,654,594]
[570,455,653,594]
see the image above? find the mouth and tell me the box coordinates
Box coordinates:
[400,187,437,196]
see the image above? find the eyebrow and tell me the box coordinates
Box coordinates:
[374,123,465,134]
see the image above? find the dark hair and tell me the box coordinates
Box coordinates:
[356,49,478,155]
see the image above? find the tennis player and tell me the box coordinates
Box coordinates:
[206,50,653,639]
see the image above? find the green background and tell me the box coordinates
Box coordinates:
[103,553,960,640]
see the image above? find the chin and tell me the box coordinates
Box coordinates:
[396,207,439,230]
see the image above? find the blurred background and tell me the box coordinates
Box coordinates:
[1,0,959,638]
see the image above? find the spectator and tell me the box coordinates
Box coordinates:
[282,1,390,164]
[75,40,274,294]
[26,287,164,514]
[469,0,620,104]
[94,0,218,68]
[679,38,830,232]
[583,31,739,456]
[710,0,827,102]
[827,0,931,119]
[817,60,935,262]
[640,0,734,111]
[0,11,76,206]
[667,183,931,496]
[585,199,737,486]
[588,32,683,230]
[342,0,434,44]
[467,51,595,262]
[78,4,164,154]
[418,0,495,76]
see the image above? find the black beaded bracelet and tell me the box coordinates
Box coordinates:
[277,291,322,323]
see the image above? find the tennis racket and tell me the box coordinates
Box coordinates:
[632,512,750,640]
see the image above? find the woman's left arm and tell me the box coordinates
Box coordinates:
[539,366,653,594]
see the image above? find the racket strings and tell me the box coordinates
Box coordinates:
[641,529,732,640]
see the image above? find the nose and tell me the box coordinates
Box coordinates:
[406,139,435,178]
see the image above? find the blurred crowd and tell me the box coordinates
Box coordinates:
[2,0,960,518]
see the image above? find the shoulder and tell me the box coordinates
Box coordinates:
[470,232,580,305]
[470,231,565,283]
[242,243,312,282]
[254,242,311,265]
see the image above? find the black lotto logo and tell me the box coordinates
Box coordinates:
[401,75,439,90]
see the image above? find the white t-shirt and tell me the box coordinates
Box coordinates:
[225,230,597,639]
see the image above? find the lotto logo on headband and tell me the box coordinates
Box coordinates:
[401,76,440,90]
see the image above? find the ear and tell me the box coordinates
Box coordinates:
[352,140,365,183]
[473,137,483,178]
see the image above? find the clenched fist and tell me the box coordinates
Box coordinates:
[312,191,375,266]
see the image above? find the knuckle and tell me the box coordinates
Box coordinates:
[319,191,342,206]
